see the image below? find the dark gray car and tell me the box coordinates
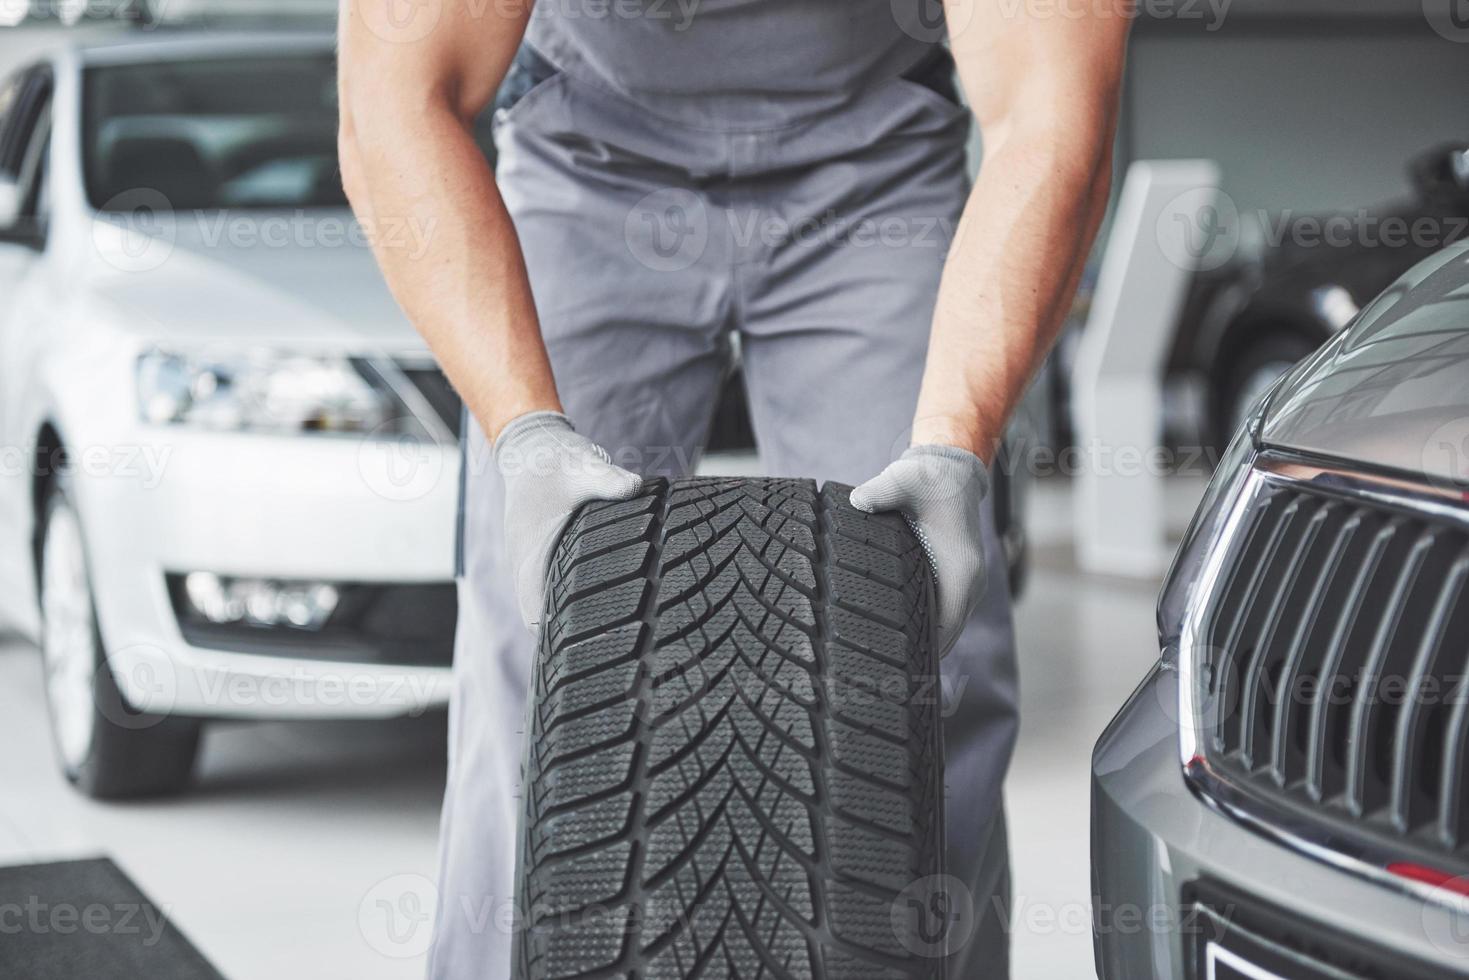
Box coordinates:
[1094,240,1469,978]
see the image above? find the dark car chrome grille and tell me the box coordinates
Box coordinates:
[1196,461,1469,866]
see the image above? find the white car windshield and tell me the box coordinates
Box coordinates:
[84,53,494,211]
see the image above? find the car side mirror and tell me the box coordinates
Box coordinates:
[0,176,21,229]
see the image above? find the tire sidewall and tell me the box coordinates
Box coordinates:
[37,474,199,798]
[38,475,106,789]
[1212,330,1318,453]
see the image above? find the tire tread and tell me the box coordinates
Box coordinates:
[515,478,943,979]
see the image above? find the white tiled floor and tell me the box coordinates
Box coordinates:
[0,661,447,980]
[0,475,1207,980]
[1004,476,1204,979]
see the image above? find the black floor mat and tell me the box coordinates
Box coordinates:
[0,857,224,980]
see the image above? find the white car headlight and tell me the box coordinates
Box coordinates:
[136,349,434,438]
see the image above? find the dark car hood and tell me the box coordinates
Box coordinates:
[1260,241,1469,484]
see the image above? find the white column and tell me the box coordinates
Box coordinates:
[1072,159,1223,578]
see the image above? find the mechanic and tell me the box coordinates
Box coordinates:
[339,0,1128,975]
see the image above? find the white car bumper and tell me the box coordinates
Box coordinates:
[73,426,461,719]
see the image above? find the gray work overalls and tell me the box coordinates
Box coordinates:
[432,3,1019,974]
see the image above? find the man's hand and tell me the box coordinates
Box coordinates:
[851,446,990,657]
[497,412,644,631]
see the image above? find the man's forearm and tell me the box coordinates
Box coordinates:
[341,106,560,441]
[913,125,1114,462]
[338,2,558,443]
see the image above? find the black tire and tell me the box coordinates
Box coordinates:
[38,478,201,799]
[1210,330,1319,457]
[513,477,947,980]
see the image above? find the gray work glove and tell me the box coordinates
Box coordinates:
[495,411,643,632]
[850,444,990,657]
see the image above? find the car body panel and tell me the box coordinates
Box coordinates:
[85,213,428,350]
[1260,240,1469,484]
[1097,240,1469,975]
[1092,666,1469,978]
[0,31,458,718]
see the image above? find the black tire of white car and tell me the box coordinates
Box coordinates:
[39,477,201,799]
[512,477,949,980]
[1212,330,1318,455]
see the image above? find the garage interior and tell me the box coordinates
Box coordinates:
[1,2,1467,979]
[0,481,1188,978]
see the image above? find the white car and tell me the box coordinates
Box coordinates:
[0,30,476,797]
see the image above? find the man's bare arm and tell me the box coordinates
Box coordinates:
[338,0,559,442]
[912,4,1131,460]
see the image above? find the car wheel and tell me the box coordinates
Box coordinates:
[513,478,948,979]
[1211,330,1319,457]
[38,477,200,799]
